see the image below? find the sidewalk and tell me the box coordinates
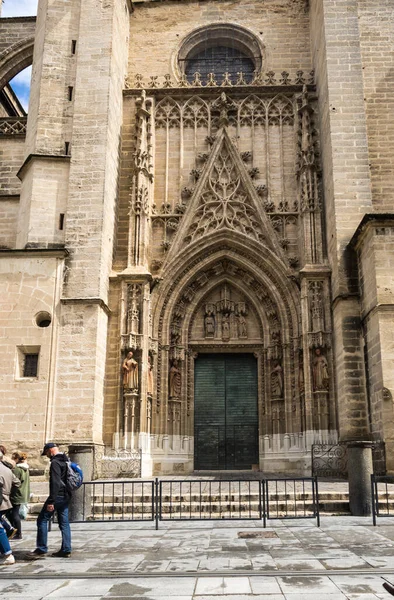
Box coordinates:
[1,517,394,598]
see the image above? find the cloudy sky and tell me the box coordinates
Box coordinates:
[2,0,38,110]
[2,0,38,17]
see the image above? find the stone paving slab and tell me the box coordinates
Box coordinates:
[1,518,394,598]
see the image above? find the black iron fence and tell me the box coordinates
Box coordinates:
[263,477,320,527]
[70,480,155,523]
[371,474,394,525]
[62,477,320,529]
[312,442,386,479]
[158,479,262,525]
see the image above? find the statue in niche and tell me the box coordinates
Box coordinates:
[169,359,182,398]
[237,314,247,338]
[271,361,284,398]
[312,348,329,391]
[147,355,154,396]
[204,309,215,337]
[122,351,139,391]
[222,314,230,341]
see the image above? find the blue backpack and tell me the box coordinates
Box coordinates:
[65,461,83,492]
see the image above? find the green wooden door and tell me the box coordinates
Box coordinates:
[194,354,258,470]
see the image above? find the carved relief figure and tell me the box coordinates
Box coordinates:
[222,315,230,341]
[169,359,182,398]
[271,361,284,398]
[204,309,215,337]
[237,314,247,338]
[147,355,154,396]
[312,348,329,391]
[122,351,139,391]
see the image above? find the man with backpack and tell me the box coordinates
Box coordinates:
[31,443,72,558]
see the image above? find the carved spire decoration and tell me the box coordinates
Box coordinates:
[128,91,154,268]
[297,86,324,265]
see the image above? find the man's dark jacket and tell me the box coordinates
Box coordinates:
[47,453,70,504]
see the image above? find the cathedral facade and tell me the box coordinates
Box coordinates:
[0,0,393,481]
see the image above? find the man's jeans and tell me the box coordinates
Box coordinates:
[36,497,71,553]
[0,524,11,556]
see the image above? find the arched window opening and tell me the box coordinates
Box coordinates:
[177,24,263,86]
[184,45,255,84]
[0,66,31,117]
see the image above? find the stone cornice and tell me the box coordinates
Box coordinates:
[349,213,394,251]
[61,297,111,316]
[0,248,68,258]
[0,16,36,22]
[17,153,70,180]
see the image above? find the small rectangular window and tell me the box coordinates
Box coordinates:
[16,345,40,380]
[59,213,65,230]
[71,40,77,55]
[23,354,39,377]
[64,141,70,155]
[68,86,73,101]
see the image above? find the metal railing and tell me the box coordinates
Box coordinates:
[371,474,394,525]
[58,476,320,529]
[157,479,262,528]
[69,480,155,523]
[263,477,320,527]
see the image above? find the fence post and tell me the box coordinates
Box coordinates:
[155,477,159,530]
[371,474,376,526]
[262,479,266,528]
[314,476,320,528]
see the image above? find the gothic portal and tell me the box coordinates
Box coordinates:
[1,1,394,480]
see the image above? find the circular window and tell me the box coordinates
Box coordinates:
[35,312,52,328]
[177,24,264,85]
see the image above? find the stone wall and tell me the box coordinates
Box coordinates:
[358,0,394,211]
[0,17,36,56]
[128,0,311,81]
[0,252,64,450]
[355,220,394,471]
[0,135,24,195]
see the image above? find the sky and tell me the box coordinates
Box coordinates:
[2,0,38,110]
[2,0,38,17]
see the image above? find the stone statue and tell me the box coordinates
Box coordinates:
[147,355,154,396]
[312,348,329,391]
[169,359,182,398]
[237,314,247,338]
[204,310,215,337]
[222,314,230,341]
[122,351,138,390]
[271,361,283,398]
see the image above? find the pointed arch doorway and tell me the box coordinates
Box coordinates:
[194,353,258,470]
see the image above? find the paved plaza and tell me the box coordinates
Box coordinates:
[1,517,394,598]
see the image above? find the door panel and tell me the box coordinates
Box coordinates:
[194,354,258,470]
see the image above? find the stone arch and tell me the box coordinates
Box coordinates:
[0,38,34,91]
[153,237,300,345]
[151,236,302,445]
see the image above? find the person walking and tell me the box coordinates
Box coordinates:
[0,484,15,566]
[10,452,30,540]
[31,443,72,558]
[0,449,19,565]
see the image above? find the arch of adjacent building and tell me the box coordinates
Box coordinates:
[0,38,34,91]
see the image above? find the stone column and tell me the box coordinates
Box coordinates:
[68,443,95,522]
[310,0,374,509]
[347,441,373,516]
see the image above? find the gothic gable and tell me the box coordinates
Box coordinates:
[165,125,287,263]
